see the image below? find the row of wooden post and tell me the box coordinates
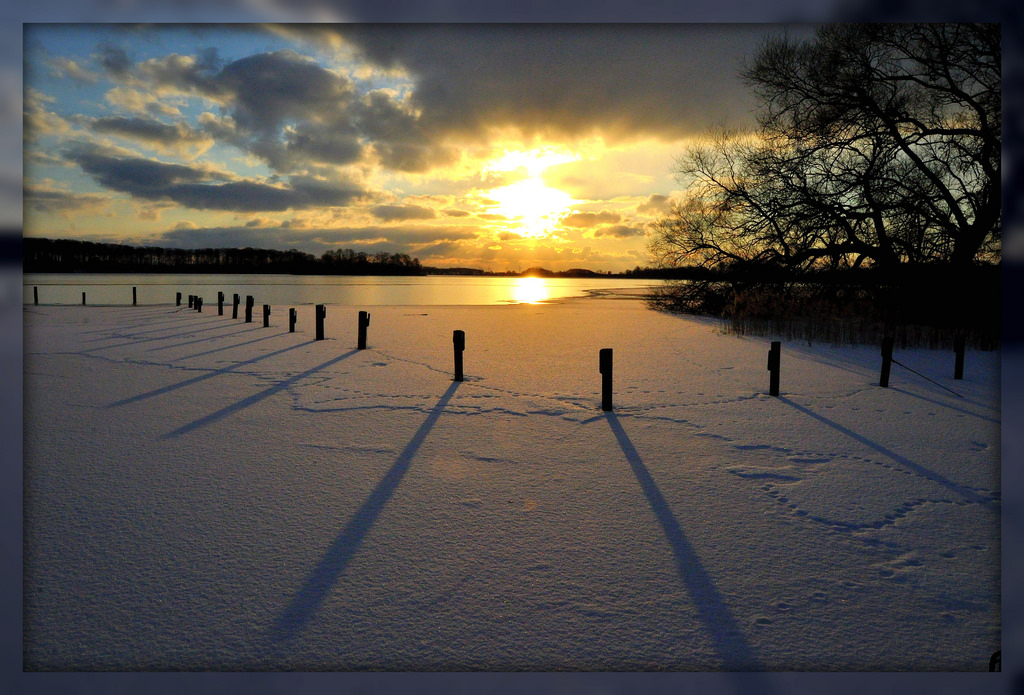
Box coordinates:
[764,335,966,399]
[178,291,372,350]
[173,290,972,406]
[33,287,139,306]
[174,291,969,407]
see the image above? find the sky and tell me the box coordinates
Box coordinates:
[21,23,793,272]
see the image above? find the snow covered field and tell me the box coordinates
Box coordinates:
[22,298,1000,672]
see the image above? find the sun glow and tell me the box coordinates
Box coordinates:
[511,276,550,304]
[484,148,579,239]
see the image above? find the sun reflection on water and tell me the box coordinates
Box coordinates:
[511,276,550,304]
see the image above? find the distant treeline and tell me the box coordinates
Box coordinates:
[22,237,695,278]
[24,238,426,275]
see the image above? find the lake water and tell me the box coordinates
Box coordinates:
[23,273,662,307]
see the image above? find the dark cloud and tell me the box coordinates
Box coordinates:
[413,240,470,259]
[561,211,621,228]
[69,145,210,193]
[95,43,132,77]
[85,25,772,179]
[156,222,479,256]
[23,186,105,214]
[443,209,471,217]
[371,141,459,173]
[214,50,355,134]
[636,194,671,215]
[370,204,437,221]
[336,24,767,142]
[65,144,368,211]
[91,116,209,148]
[130,48,380,172]
[288,174,369,207]
[281,126,364,168]
[167,180,299,211]
[593,224,644,238]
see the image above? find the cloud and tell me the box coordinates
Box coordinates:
[105,86,182,117]
[637,193,671,215]
[335,24,763,142]
[24,184,108,216]
[91,116,214,156]
[80,25,765,179]
[370,204,437,221]
[561,211,621,228]
[126,48,387,172]
[155,222,480,256]
[64,144,369,211]
[23,88,74,140]
[47,56,100,83]
[592,224,644,238]
[95,43,133,78]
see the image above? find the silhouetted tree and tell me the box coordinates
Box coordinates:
[650,24,1000,275]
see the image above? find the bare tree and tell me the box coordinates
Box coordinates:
[650,24,1001,276]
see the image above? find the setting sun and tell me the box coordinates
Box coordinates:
[488,178,575,239]
[483,148,579,239]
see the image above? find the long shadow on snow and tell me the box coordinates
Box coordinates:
[888,386,1000,425]
[167,331,288,364]
[778,396,999,509]
[143,322,261,352]
[77,307,194,335]
[269,381,461,643]
[605,411,765,672]
[78,317,246,353]
[162,349,360,438]
[106,339,314,409]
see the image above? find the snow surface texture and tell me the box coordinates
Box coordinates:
[23,299,1000,671]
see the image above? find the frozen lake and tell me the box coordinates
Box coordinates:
[23,273,661,307]
[22,298,1000,671]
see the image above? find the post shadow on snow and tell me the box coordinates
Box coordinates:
[269,381,461,644]
[162,349,360,438]
[171,330,289,362]
[604,411,766,673]
[77,316,244,354]
[142,321,259,352]
[105,339,314,409]
[888,386,1000,425]
[777,396,999,510]
[77,308,190,335]
[79,312,206,340]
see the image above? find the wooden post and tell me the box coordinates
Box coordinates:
[218,291,224,316]
[82,292,86,306]
[599,348,613,411]
[196,297,203,313]
[232,293,240,319]
[176,291,182,306]
[880,336,894,388]
[954,333,965,380]
[34,287,38,305]
[245,295,254,323]
[289,308,297,333]
[767,341,781,397]
[453,330,465,381]
[263,304,270,328]
[315,304,326,340]
[358,310,371,349]
[132,287,137,306]
[188,294,194,308]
